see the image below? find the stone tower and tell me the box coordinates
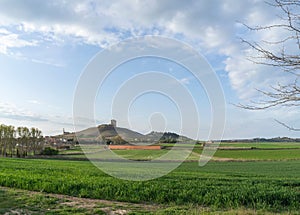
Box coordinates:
[111,119,117,127]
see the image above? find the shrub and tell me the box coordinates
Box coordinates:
[40,147,59,155]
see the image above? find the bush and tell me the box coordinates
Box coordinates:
[40,147,59,155]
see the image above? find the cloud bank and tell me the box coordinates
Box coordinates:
[0,0,294,100]
[0,0,299,137]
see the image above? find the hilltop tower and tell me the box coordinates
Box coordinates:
[111,119,117,127]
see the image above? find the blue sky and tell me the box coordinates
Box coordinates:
[0,0,299,139]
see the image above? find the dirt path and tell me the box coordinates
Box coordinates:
[1,186,161,215]
[50,193,160,214]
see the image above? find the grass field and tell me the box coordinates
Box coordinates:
[1,142,300,214]
[64,146,300,161]
[214,148,300,160]
[0,186,163,215]
[219,142,300,149]
[160,142,300,149]
[0,157,299,213]
[1,187,296,215]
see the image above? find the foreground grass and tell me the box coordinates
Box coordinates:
[0,186,157,214]
[0,158,299,213]
[2,186,293,215]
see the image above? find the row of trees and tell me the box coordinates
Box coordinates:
[0,124,44,157]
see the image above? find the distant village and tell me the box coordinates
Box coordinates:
[44,129,77,150]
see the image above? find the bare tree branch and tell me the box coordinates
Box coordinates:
[274,119,300,131]
[239,0,300,130]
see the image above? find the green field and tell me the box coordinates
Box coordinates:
[219,142,300,149]
[0,157,299,213]
[2,187,291,215]
[214,148,300,160]
[63,146,300,161]
[160,141,300,149]
[0,186,165,215]
[1,142,300,214]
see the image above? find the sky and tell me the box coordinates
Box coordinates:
[0,0,299,139]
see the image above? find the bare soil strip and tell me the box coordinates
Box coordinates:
[1,186,161,214]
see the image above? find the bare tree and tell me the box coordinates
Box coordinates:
[7,125,15,157]
[30,127,44,155]
[0,125,44,157]
[238,0,300,130]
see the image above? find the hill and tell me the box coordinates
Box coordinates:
[69,123,191,144]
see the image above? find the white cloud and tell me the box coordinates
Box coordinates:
[0,102,76,135]
[27,100,41,105]
[223,105,300,139]
[0,0,297,102]
[0,28,10,34]
[0,28,37,55]
[0,102,47,122]
[179,77,190,85]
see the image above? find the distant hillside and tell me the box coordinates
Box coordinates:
[52,124,299,145]
[73,124,192,144]
[145,131,192,142]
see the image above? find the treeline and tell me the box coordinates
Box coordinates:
[159,132,180,143]
[221,137,300,143]
[0,124,44,157]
